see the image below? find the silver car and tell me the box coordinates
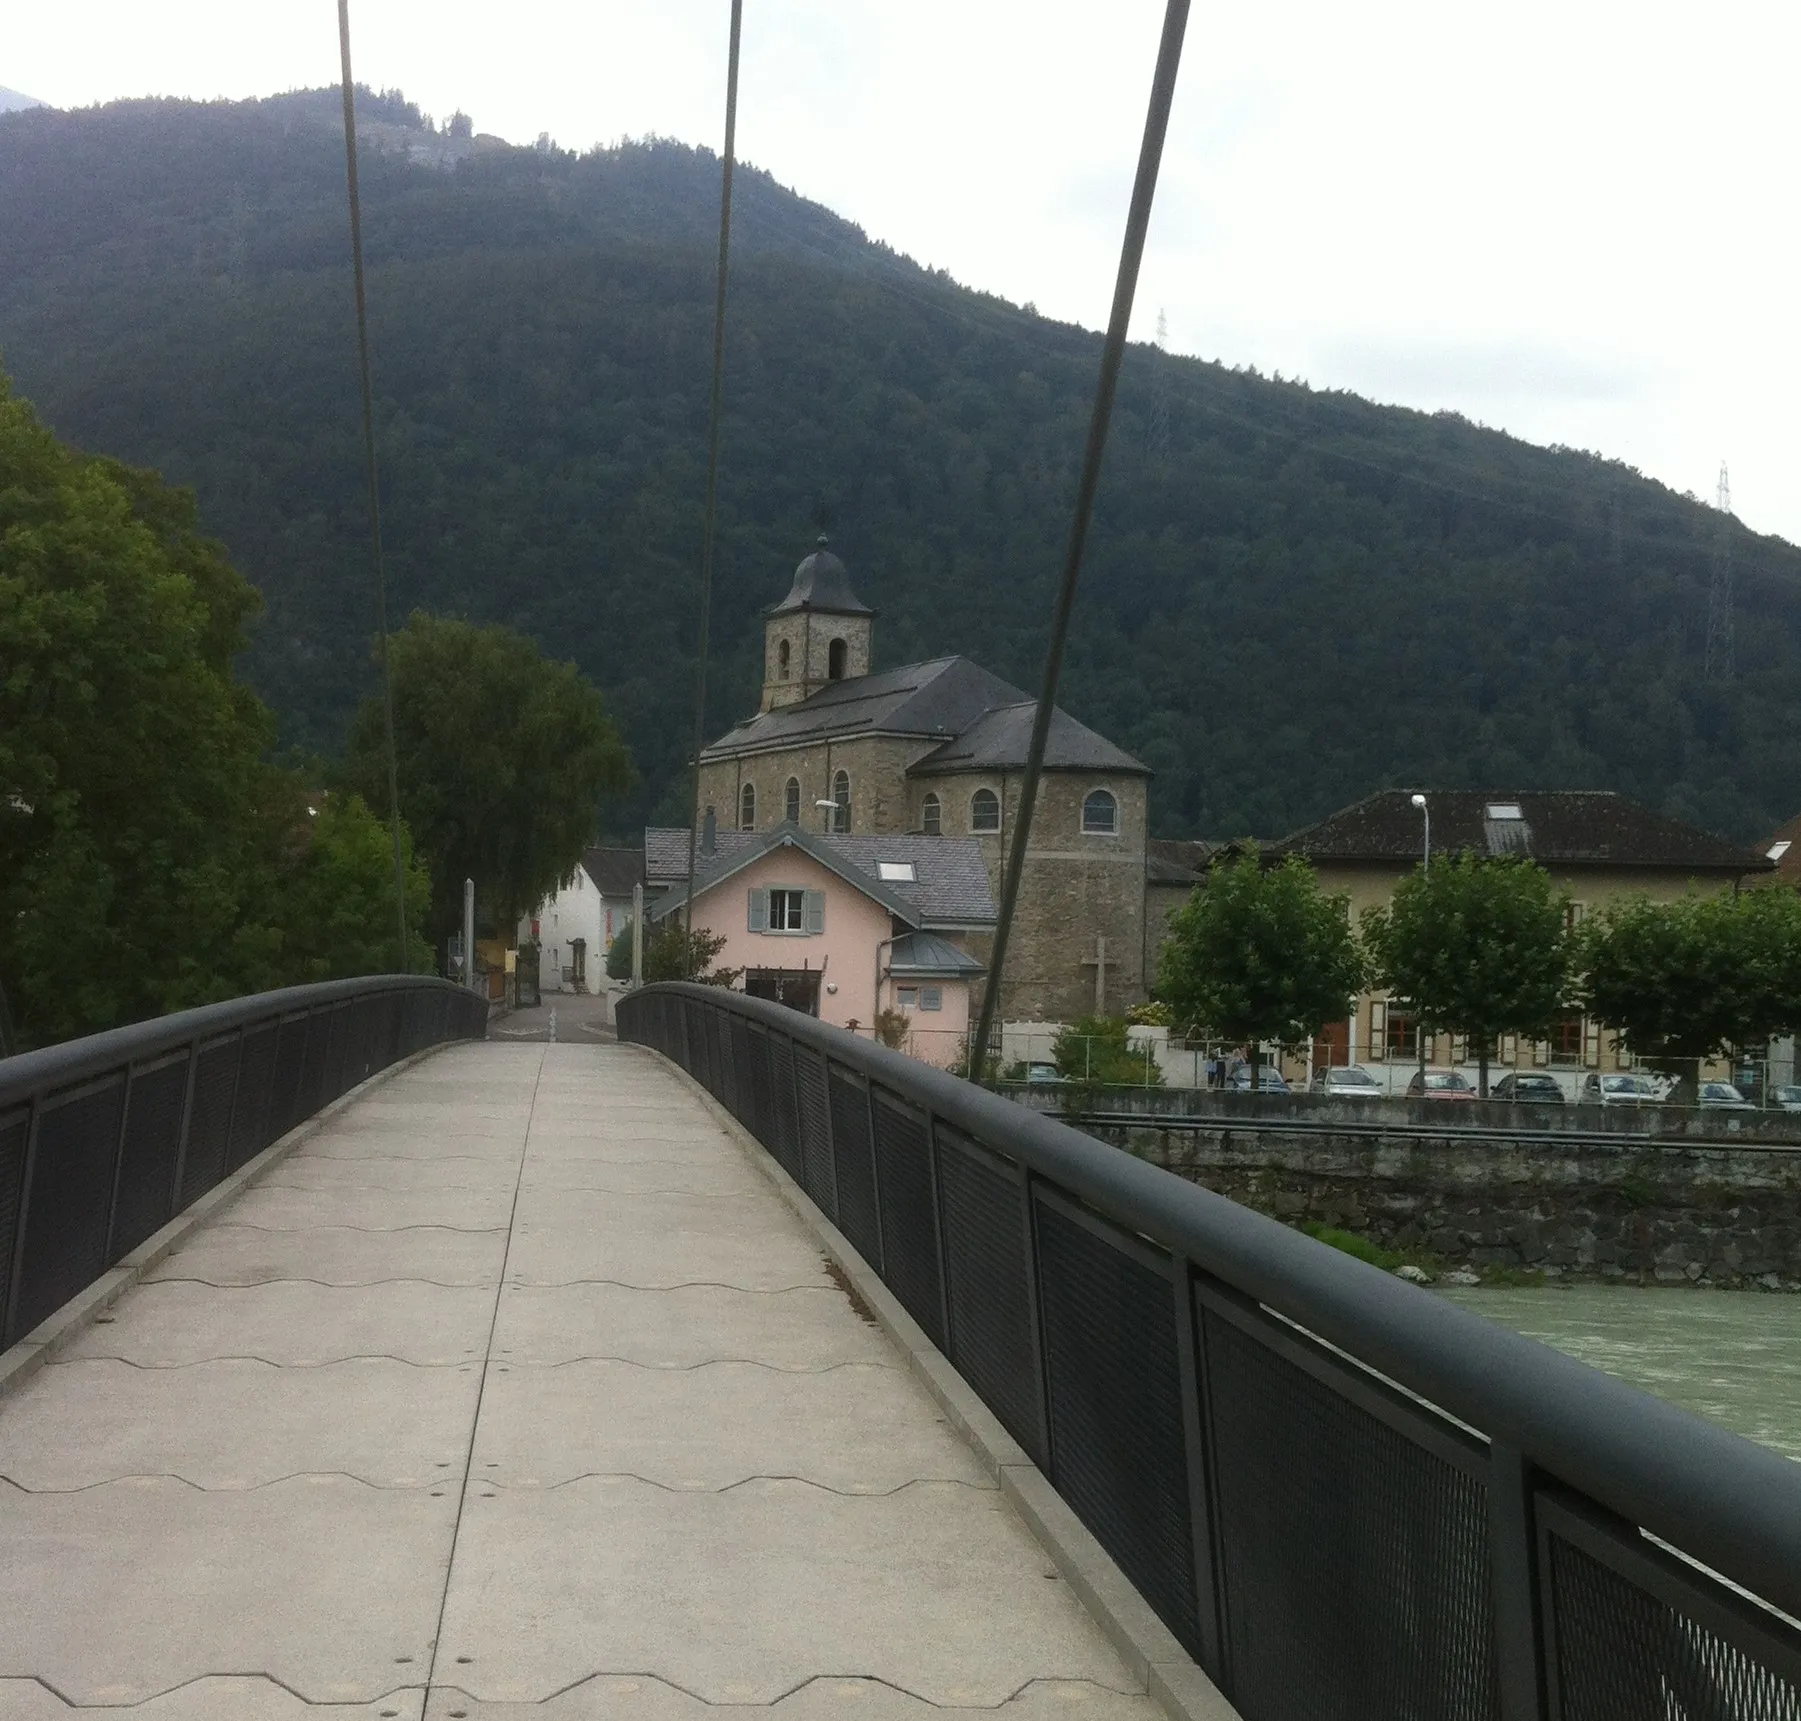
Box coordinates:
[1581,1072,1658,1106]
[1311,1065,1384,1098]
[1697,1080,1757,1112]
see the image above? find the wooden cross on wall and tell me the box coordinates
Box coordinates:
[1080,935,1108,1015]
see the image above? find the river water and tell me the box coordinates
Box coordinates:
[1440,1287,1801,1461]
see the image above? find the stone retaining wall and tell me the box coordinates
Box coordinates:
[1080,1116,1801,1289]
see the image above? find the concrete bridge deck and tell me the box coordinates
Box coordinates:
[0,1042,1162,1720]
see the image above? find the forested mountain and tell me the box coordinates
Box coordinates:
[4,89,1799,844]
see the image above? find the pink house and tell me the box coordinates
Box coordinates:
[646,824,992,1067]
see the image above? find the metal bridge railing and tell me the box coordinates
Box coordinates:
[0,976,486,1352]
[619,981,1801,1721]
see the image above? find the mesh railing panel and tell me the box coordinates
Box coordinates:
[793,1048,838,1219]
[1546,1512,1801,1721]
[937,1125,1044,1463]
[1202,1295,1500,1721]
[0,1109,29,1348]
[870,1090,944,1347]
[228,1024,280,1170]
[827,1066,882,1270]
[767,1035,803,1181]
[266,1016,308,1145]
[180,1037,240,1207]
[746,1025,775,1146]
[9,1077,127,1344]
[299,1008,331,1118]
[109,1055,188,1260]
[729,1017,756,1124]
[1036,1196,1199,1657]
[324,1004,350,1102]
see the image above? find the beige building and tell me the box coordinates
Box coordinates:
[1257,789,1773,1087]
[691,539,1164,1023]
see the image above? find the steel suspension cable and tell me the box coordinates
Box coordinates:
[337,0,412,975]
[970,0,1190,1069]
[681,0,745,973]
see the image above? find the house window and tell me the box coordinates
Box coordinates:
[828,637,847,680]
[921,792,941,836]
[919,986,943,1012]
[777,637,791,678]
[1549,1017,1585,1066]
[785,777,800,824]
[897,986,918,1008]
[739,782,756,830]
[971,788,1001,833]
[749,887,824,934]
[769,889,805,931]
[1386,1009,1419,1060]
[1082,788,1118,834]
[831,769,851,833]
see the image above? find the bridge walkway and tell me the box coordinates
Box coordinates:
[0,1042,1160,1720]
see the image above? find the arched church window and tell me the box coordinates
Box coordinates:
[739,782,756,830]
[828,637,847,680]
[921,792,941,836]
[1082,789,1118,835]
[971,788,1001,833]
[785,777,801,824]
[832,769,851,834]
[777,637,791,678]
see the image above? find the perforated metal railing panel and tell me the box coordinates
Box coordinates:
[228,1023,279,1170]
[793,1048,838,1220]
[10,1077,128,1343]
[767,1035,803,1181]
[870,1091,944,1347]
[936,1124,1045,1464]
[1543,1497,1801,1721]
[1036,1193,1200,1657]
[180,1036,239,1207]
[827,1066,882,1270]
[110,1054,189,1259]
[1201,1291,1500,1721]
[267,1015,309,1145]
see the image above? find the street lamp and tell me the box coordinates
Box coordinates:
[1409,792,1429,1084]
[815,797,840,835]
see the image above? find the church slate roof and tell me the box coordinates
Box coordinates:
[699,656,1025,760]
[643,825,997,926]
[764,536,875,617]
[1264,790,1772,873]
[907,701,1149,777]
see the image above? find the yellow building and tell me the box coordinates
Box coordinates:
[1252,790,1772,1089]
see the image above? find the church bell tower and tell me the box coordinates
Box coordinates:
[760,536,876,712]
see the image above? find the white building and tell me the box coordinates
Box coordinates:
[522,846,643,994]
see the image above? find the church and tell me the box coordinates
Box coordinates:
[681,538,1188,1024]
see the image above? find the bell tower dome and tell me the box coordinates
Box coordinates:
[760,536,876,712]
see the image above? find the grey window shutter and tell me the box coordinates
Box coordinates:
[803,890,825,934]
[748,888,768,932]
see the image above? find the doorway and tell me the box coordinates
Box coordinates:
[745,968,822,1016]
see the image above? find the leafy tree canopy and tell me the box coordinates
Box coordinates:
[0,372,427,1046]
[5,94,1801,843]
[1578,889,1801,1081]
[1361,854,1572,1093]
[343,612,635,943]
[1158,853,1366,1085]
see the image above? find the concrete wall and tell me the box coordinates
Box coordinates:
[1066,1109,1801,1288]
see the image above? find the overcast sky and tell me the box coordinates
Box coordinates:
[8,1,1799,544]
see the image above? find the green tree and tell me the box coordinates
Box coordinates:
[605,922,635,981]
[1361,854,1572,1096]
[1158,852,1365,1090]
[1579,889,1801,1098]
[272,791,434,983]
[0,372,277,1045]
[344,613,634,945]
[641,921,739,987]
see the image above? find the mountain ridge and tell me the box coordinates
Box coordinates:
[2,89,1797,845]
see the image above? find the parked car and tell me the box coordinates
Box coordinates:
[1697,1080,1757,1112]
[1405,1069,1475,1101]
[1310,1065,1384,1098]
[1580,1072,1658,1107]
[1491,1072,1566,1104]
[1769,1084,1801,1114]
[1023,1062,1064,1086]
[1227,1064,1290,1094]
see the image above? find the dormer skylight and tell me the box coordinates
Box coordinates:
[1485,802,1524,821]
